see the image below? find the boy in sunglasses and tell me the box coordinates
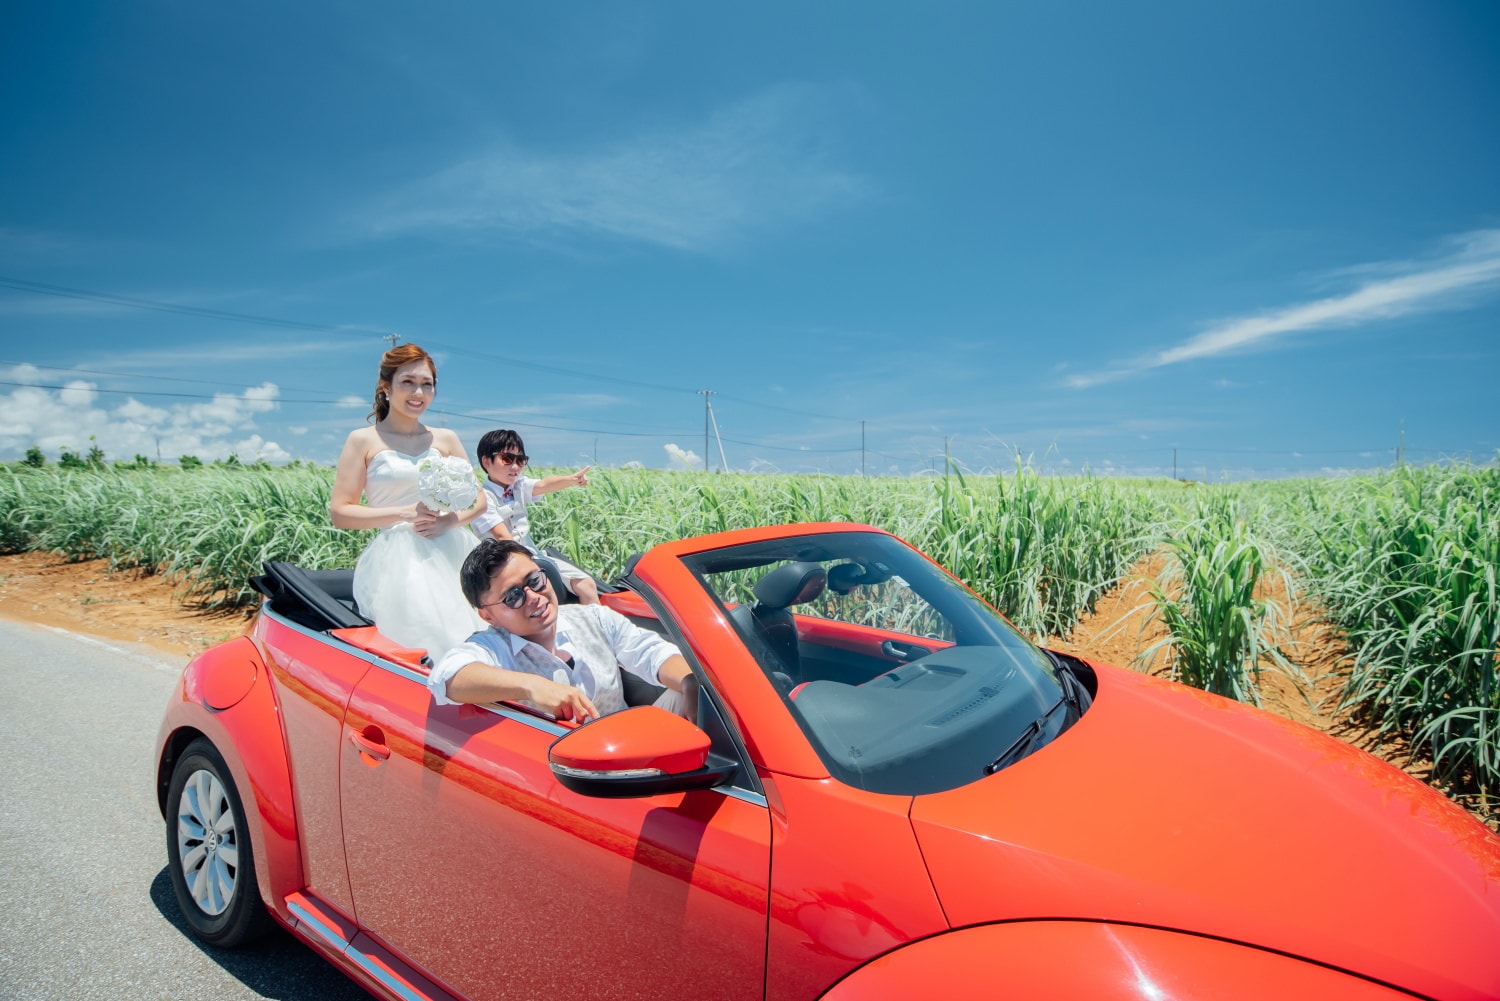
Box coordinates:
[428,539,693,723]
[471,428,600,604]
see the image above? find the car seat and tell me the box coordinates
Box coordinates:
[728,561,827,686]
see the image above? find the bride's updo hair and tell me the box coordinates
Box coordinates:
[371,343,437,423]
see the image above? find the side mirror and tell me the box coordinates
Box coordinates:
[548,706,736,798]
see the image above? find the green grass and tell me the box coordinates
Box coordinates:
[1142,492,1296,705]
[1275,465,1499,805]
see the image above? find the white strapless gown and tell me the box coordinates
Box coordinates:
[352,448,484,659]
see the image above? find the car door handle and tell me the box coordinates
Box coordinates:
[881,640,920,662]
[347,726,391,762]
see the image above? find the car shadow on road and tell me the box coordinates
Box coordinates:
[149,867,369,1000]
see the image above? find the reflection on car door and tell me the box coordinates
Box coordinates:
[339,662,771,1001]
[263,623,373,918]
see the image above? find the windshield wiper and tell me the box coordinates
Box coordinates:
[1045,651,1093,717]
[984,697,1066,775]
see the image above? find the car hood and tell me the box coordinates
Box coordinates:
[909,665,1500,1000]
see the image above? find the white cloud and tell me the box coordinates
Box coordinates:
[230,434,292,463]
[6,363,42,385]
[58,380,97,407]
[1067,229,1500,388]
[663,443,701,470]
[241,383,279,408]
[354,84,874,253]
[335,394,367,408]
[116,398,170,423]
[0,381,290,464]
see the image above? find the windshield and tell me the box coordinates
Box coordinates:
[682,531,1079,795]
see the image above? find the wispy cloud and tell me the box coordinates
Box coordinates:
[81,339,356,371]
[352,84,874,252]
[464,394,631,420]
[1066,229,1500,389]
[0,226,104,265]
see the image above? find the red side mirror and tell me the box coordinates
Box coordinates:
[548,707,735,798]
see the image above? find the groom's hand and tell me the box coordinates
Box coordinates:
[529,678,600,724]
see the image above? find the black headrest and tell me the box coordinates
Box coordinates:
[826,561,893,594]
[754,562,827,609]
[826,562,864,594]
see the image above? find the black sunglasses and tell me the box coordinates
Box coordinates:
[482,569,549,610]
[488,451,528,467]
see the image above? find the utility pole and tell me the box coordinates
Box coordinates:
[1173,447,1178,481]
[708,401,729,473]
[1397,420,1405,469]
[700,390,713,471]
[861,420,866,477]
[384,332,400,350]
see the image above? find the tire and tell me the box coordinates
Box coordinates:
[165,738,272,946]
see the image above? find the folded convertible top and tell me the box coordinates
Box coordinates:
[252,561,372,632]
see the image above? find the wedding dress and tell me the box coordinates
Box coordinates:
[352,447,484,659]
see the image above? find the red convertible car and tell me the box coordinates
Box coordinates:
[155,523,1500,1000]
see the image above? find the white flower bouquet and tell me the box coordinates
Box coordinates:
[417,454,479,513]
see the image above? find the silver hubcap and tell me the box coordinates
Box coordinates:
[176,768,239,916]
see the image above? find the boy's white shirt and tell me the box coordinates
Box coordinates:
[470,475,538,548]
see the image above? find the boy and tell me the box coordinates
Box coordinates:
[471,429,600,604]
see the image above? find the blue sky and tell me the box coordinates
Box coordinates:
[2,2,1497,479]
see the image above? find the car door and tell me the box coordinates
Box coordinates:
[338,655,771,1001]
[261,617,373,918]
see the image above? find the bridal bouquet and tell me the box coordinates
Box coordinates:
[417,454,479,513]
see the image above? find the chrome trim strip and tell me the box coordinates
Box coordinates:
[344,942,430,1001]
[479,701,568,736]
[261,603,429,684]
[718,785,768,808]
[286,898,350,951]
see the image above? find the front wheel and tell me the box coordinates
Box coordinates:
[165,738,271,946]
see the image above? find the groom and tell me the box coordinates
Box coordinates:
[428,539,693,723]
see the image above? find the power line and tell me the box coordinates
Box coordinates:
[717,434,857,455]
[712,391,853,423]
[0,275,867,425]
[0,380,327,403]
[0,276,379,335]
[424,407,686,440]
[0,361,693,433]
[0,360,337,397]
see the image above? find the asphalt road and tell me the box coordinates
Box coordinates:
[0,618,370,1001]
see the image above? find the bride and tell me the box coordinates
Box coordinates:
[330,343,486,658]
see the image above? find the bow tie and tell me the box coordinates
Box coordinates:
[502,487,515,500]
